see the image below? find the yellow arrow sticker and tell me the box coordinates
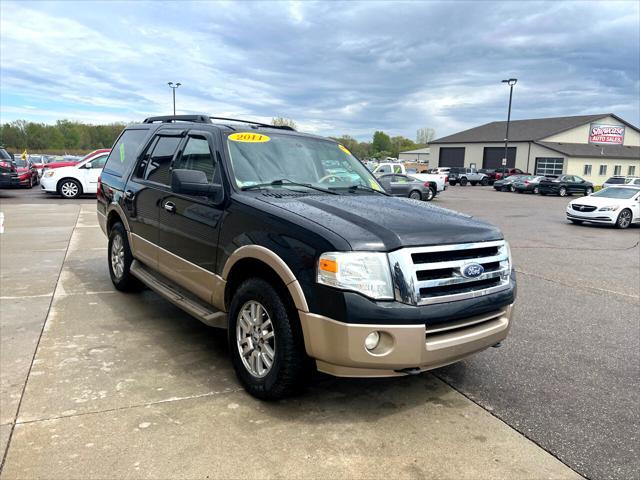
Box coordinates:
[338,144,351,155]
[229,132,271,143]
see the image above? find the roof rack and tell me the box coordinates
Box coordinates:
[142,114,296,131]
[143,115,212,124]
[208,116,295,131]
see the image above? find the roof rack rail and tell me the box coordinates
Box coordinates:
[143,115,212,124]
[208,116,296,131]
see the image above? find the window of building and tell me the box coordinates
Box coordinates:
[535,157,564,176]
[613,165,622,176]
[629,165,637,176]
[583,164,592,176]
[599,165,607,176]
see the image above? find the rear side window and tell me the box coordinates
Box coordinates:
[103,129,149,177]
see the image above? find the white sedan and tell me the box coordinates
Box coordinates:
[566,186,640,229]
[40,152,109,199]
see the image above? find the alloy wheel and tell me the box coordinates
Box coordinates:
[559,187,567,197]
[236,301,276,378]
[61,181,79,198]
[618,210,632,229]
[110,234,125,279]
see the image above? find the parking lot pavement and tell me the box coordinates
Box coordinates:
[0,192,581,478]
[433,186,640,480]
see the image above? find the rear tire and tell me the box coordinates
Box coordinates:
[509,185,516,192]
[585,187,593,195]
[409,190,422,200]
[449,180,457,186]
[616,209,632,229]
[228,278,310,400]
[108,223,142,292]
[460,177,468,186]
[559,186,568,197]
[424,187,435,201]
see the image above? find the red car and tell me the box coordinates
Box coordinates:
[12,157,39,188]
[494,167,529,181]
[43,149,110,171]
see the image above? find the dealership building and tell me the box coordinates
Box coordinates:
[429,114,639,183]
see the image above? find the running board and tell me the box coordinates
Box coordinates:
[130,260,227,329]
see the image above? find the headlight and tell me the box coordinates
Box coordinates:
[598,205,619,211]
[44,171,56,177]
[317,252,393,300]
[502,241,513,279]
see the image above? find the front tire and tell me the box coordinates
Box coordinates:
[509,185,516,192]
[59,179,82,199]
[616,209,632,229]
[533,187,540,194]
[228,278,309,400]
[480,177,489,186]
[108,223,141,291]
[570,220,583,225]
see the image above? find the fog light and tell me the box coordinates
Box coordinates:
[365,331,380,351]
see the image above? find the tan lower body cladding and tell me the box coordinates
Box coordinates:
[299,306,513,377]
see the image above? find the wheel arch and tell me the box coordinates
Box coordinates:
[222,245,309,314]
[56,176,83,194]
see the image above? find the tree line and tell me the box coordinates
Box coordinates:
[0,120,127,154]
[1,118,434,159]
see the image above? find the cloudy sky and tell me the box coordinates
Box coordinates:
[1,1,638,140]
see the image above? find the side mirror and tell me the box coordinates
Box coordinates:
[171,169,220,197]
[84,162,92,169]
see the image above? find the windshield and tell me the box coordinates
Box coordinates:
[226,132,383,192]
[592,187,639,199]
[13,158,27,167]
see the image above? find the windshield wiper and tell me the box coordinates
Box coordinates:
[344,184,390,196]
[241,179,339,195]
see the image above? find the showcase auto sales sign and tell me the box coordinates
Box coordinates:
[589,124,625,144]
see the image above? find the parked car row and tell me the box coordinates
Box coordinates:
[494,174,595,197]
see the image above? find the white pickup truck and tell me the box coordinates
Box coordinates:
[372,162,448,193]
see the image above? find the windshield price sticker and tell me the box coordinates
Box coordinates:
[338,144,351,155]
[229,133,271,143]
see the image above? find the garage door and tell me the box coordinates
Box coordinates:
[438,147,465,167]
[482,147,516,169]
[535,157,564,176]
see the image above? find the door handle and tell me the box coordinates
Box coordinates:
[164,201,176,213]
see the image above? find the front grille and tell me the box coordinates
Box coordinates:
[572,204,597,212]
[388,240,511,305]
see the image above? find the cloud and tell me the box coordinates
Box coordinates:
[1,0,638,140]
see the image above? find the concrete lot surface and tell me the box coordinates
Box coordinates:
[1,185,637,479]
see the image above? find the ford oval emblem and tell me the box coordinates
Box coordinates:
[462,263,484,278]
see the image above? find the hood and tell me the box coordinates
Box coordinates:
[16,167,28,173]
[569,194,629,207]
[256,193,502,251]
[48,165,77,176]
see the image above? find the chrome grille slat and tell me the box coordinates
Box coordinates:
[412,253,508,270]
[388,240,511,306]
[416,267,509,289]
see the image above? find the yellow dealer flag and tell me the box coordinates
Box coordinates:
[21,149,27,160]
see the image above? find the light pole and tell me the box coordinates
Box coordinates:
[501,78,517,178]
[167,82,181,115]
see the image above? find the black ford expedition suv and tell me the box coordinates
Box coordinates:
[98,115,516,399]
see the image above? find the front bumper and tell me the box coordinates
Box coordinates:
[40,175,58,192]
[566,208,615,223]
[300,305,513,377]
[0,172,16,187]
